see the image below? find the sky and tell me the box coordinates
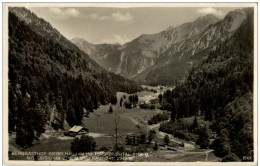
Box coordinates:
[29,7,241,45]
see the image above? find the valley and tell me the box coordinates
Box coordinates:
[9,89,220,162]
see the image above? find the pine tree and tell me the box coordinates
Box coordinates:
[158,93,163,103]
[148,131,155,143]
[134,94,138,103]
[196,126,210,149]
[139,133,146,144]
[153,141,158,150]
[129,95,133,104]
[120,97,123,107]
[191,116,199,130]
[109,105,113,113]
[126,135,130,145]
[164,135,170,145]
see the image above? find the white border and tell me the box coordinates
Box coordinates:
[2,2,258,166]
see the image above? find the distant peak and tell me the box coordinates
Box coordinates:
[224,8,249,20]
[71,37,92,45]
[166,25,177,30]
[71,37,84,41]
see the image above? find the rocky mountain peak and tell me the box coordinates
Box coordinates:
[222,8,249,32]
[192,14,220,29]
[71,37,94,47]
[224,8,246,20]
[195,14,219,22]
[71,37,87,43]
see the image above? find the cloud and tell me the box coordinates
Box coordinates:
[86,12,134,22]
[49,7,62,14]
[111,12,134,22]
[197,7,224,17]
[48,7,80,19]
[86,13,110,20]
[101,35,130,45]
[65,8,80,17]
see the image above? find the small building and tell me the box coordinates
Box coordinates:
[65,125,89,137]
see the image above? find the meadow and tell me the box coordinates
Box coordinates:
[9,90,220,162]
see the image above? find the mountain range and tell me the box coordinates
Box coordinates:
[72,9,249,85]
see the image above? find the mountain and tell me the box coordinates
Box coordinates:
[8,7,141,147]
[160,9,253,161]
[145,8,250,85]
[72,14,219,77]
[70,37,96,58]
[72,9,249,85]
[71,37,121,70]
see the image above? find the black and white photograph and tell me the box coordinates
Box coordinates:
[3,2,257,164]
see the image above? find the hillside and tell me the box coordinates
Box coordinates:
[160,9,254,161]
[71,37,122,71]
[8,8,141,148]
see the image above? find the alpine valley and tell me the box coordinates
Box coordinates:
[8,6,254,163]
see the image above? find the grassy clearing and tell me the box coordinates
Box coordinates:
[9,91,220,162]
[82,105,142,135]
[82,98,162,148]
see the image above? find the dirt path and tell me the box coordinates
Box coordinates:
[174,150,214,162]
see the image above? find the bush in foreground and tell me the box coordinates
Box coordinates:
[71,135,96,153]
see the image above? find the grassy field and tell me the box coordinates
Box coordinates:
[9,90,220,162]
[81,96,163,149]
[9,91,161,159]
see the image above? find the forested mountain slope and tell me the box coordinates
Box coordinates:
[161,9,254,161]
[8,8,141,147]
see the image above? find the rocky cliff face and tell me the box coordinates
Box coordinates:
[144,8,250,85]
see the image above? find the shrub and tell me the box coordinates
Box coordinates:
[71,135,96,153]
[174,131,197,142]
[153,141,158,150]
[99,146,109,152]
[139,133,146,144]
[164,135,170,145]
[124,102,132,109]
[150,105,155,110]
[16,127,29,147]
[148,113,169,125]
[139,103,150,109]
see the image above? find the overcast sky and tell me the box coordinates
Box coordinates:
[29,7,240,45]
